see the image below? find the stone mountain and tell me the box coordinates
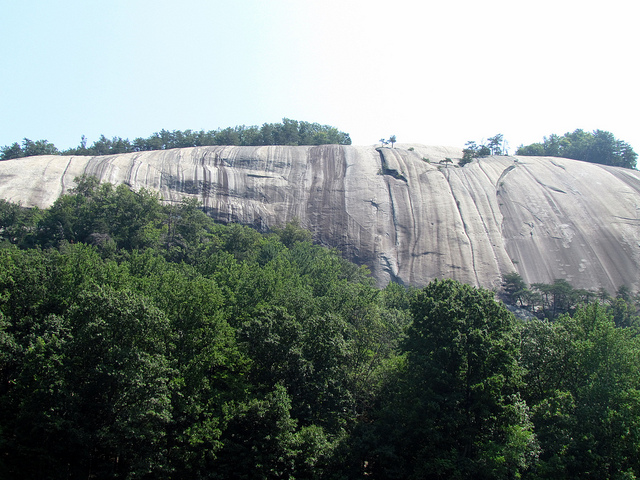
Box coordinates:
[1,143,639,293]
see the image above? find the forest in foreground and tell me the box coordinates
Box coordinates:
[1,176,640,479]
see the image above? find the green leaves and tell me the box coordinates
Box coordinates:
[0,288,176,478]
[4,176,640,478]
[361,279,538,479]
[0,138,58,160]
[516,129,638,169]
[1,120,352,159]
[521,304,640,477]
[64,288,175,476]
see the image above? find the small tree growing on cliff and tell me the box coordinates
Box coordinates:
[388,135,397,148]
[488,134,505,155]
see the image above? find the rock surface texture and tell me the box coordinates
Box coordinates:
[1,144,639,292]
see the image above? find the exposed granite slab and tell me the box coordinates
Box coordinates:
[1,144,638,292]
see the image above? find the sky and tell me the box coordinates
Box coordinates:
[1,0,638,154]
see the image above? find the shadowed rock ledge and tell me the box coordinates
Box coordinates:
[1,143,639,292]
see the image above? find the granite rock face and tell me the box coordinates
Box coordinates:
[1,144,639,293]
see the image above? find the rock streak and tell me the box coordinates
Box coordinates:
[1,144,638,292]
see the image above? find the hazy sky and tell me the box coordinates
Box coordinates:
[1,0,638,153]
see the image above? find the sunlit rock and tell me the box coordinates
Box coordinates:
[1,144,638,293]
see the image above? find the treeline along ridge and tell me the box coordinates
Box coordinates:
[0,118,352,160]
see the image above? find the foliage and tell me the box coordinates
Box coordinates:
[0,177,639,478]
[501,271,639,325]
[502,271,528,306]
[461,135,503,165]
[487,134,506,155]
[520,304,640,478]
[0,138,59,160]
[388,135,396,148]
[357,279,539,479]
[0,119,352,160]
[516,129,637,169]
[378,135,397,148]
[0,177,397,478]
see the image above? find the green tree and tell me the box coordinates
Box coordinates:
[0,142,23,160]
[270,218,313,248]
[1,287,175,478]
[362,279,538,479]
[521,304,640,478]
[487,133,505,155]
[531,279,576,318]
[517,129,637,169]
[516,142,545,156]
[462,139,492,161]
[0,138,59,159]
[37,176,166,250]
[0,200,40,246]
[502,271,528,306]
[2,120,352,159]
[21,138,59,157]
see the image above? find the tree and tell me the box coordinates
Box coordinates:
[270,218,313,248]
[516,142,544,156]
[36,176,166,250]
[0,138,59,159]
[503,271,528,306]
[520,304,640,478]
[362,279,538,479]
[0,142,23,160]
[531,279,576,318]
[517,129,637,169]
[0,200,40,246]
[487,133,504,155]
[460,142,476,165]
[22,138,59,157]
[462,139,492,161]
[388,135,397,148]
[0,287,175,478]
[2,120,353,159]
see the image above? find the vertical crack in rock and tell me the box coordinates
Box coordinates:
[458,167,508,288]
[376,148,401,278]
[494,162,519,261]
[306,145,349,252]
[387,182,400,247]
[443,168,479,285]
[477,160,510,228]
[126,155,143,188]
[391,148,420,283]
[201,151,212,213]
[59,156,74,194]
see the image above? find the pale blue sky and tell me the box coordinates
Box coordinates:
[1,0,638,153]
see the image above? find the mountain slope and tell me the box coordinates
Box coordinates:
[1,144,638,292]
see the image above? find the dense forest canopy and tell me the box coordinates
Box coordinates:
[516,129,637,169]
[0,118,352,160]
[1,177,640,478]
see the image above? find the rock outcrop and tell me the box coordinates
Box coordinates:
[1,144,639,293]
